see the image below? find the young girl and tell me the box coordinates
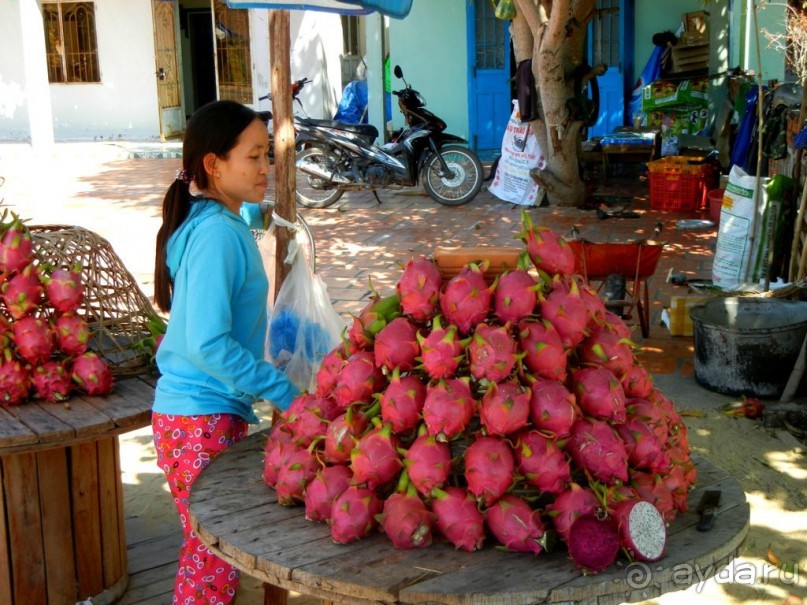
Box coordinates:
[151,100,300,605]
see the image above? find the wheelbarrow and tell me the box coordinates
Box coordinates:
[568,223,665,338]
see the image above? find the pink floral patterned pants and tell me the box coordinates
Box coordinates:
[152,412,248,605]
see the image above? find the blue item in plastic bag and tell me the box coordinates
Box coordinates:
[629,46,664,125]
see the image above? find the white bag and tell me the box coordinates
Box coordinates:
[712,165,773,290]
[266,247,346,393]
[488,100,545,206]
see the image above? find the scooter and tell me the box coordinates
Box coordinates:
[293,65,484,208]
[257,78,311,163]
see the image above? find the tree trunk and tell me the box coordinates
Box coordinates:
[511,0,596,207]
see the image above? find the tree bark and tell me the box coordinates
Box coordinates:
[511,0,596,207]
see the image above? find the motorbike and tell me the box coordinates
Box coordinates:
[257,77,311,163]
[293,65,484,208]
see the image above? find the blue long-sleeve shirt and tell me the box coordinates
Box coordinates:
[153,199,299,422]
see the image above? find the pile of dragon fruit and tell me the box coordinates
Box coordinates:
[264,212,694,573]
[0,211,113,405]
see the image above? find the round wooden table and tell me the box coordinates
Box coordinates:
[189,430,750,605]
[0,375,155,605]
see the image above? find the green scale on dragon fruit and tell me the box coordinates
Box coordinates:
[261,209,692,574]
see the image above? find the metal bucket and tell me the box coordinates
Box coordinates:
[689,297,807,398]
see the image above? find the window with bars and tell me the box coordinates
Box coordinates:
[214,1,252,104]
[474,0,505,70]
[42,2,100,83]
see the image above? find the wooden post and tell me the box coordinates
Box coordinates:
[270,9,296,297]
[265,11,294,605]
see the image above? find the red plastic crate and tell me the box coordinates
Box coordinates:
[647,156,717,212]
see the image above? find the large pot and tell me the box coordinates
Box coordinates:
[689,297,807,398]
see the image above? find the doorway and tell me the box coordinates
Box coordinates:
[467,0,512,161]
[183,6,217,118]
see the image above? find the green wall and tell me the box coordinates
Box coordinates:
[388,0,469,140]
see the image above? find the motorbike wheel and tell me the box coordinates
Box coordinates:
[295,147,345,209]
[421,145,483,206]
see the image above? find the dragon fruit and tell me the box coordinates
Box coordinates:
[439,261,495,335]
[1,263,44,319]
[567,417,629,485]
[32,360,73,402]
[612,498,667,562]
[377,478,436,549]
[71,351,114,396]
[314,347,348,397]
[329,485,383,543]
[493,269,539,324]
[274,445,319,506]
[467,322,518,383]
[378,368,426,434]
[430,486,486,551]
[484,494,546,554]
[0,212,34,275]
[513,429,571,494]
[422,377,476,440]
[526,376,578,437]
[12,315,55,364]
[518,318,567,381]
[404,427,452,497]
[54,312,90,356]
[42,264,84,314]
[417,315,467,380]
[254,222,697,572]
[323,406,371,465]
[0,348,32,406]
[539,278,589,349]
[571,366,627,424]
[519,210,575,276]
[347,293,401,350]
[616,416,671,473]
[479,379,530,436]
[396,257,442,321]
[350,421,402,489]
[373,316,420,372]
[463,435,514,506]
[281,393,339,447]
[304,464,352,522]
[567,514,620,573]
[577,324,635,376]
[622,364,654,398]
[331,350,386,409]
[545,483,599,541]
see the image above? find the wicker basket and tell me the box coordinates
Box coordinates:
[30,225,161,377]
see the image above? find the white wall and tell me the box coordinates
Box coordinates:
[0,0,161,142]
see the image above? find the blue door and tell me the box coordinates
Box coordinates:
[587,0,633,138]
[468,0,511,161]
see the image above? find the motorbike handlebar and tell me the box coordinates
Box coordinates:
[258,77,310,103]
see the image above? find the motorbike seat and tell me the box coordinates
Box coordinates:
[298,117,378,142]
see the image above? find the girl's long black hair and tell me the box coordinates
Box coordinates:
[154,100,258,312]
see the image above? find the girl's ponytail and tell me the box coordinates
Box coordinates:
[153,178,191,312]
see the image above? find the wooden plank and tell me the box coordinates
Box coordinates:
[0,407,38,449]
[126,531,182,574]
[37,396,115,439]
[116,562,176,605]
[84,377,154,429]
[97,436,125,586]
[37,448,79,605]
[71,441,104,598]
[4,402,73,445]
[4,452,47,605]
[0,458,12,605]
[114,435,128,575]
